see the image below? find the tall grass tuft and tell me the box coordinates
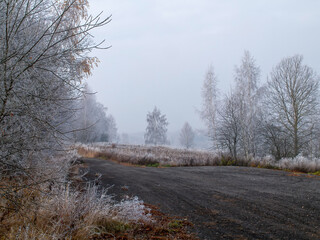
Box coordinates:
[0,150,152,239]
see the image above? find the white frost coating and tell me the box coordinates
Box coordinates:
[79,143,320,172]
[144,107,169,145]
[114,196,153,223]
[277,155,320,172]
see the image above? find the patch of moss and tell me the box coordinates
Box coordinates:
[168,220,184,231]
[310,170,320,176]
[146,163,160,167]
[161,164,172,168]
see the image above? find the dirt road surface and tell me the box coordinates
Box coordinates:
[83,158,320,240]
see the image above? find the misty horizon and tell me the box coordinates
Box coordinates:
[87,0,320,134]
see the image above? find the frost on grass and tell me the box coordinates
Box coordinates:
[0,150,153,240]
[277,155,320,172]
[77,143,221,167]
[77,143,320,173]
[114,196,152,223]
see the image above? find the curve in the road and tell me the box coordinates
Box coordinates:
[83,158,320,240]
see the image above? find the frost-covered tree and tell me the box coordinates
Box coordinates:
[216,51,265,159]
[144,107,168,145]
[0,0,109,205]
[120,133,130,144]
[179,122,195,149]
[234,51,261,158]
[266,55,319,157]
[105,115,118,143]
[199,66,219,150]
[74,84,118,143]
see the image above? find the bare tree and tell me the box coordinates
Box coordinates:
[217,92,241,160]
[199,65,219,150]
[144,107,168,145]
[266,55,319,157]
[260,120,292,160]
[179,122,195,149]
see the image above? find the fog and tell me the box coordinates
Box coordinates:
[87,0,320,135]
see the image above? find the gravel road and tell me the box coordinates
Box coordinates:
[83,158,320,240]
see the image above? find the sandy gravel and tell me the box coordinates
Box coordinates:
[83,158,320,240]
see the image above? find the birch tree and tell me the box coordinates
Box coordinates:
[234,51,261,158]
[266,55,319,157]
[199,65,219,150]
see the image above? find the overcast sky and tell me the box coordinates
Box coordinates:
[87,0,320,134]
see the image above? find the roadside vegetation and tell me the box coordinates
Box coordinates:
[0,0,187,239]
[78,143,320,174]
[0,151,148,239]
[1,150,197,239]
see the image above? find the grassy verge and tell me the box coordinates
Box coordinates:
[77,143,320,174]
[1,151,197,239]
[89,204,196,239]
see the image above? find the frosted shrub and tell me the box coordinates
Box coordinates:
[43,150,79,182]
[3,180,152,239]
[114,196,152,223]
[278,155,320,172]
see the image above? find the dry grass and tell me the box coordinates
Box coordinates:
[0,151,152,240]
[0,183,196,240]
[77,143,222,167]
[0,184,154,239]
[1,149,198,240]
[277,155,320,173]
[77,143,320,174]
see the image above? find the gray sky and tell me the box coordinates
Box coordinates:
[87,0,320,134]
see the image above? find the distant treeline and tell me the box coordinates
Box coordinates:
[200,52,320,160]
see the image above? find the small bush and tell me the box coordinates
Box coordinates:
[277,155,320,173]
[220,155,236,166]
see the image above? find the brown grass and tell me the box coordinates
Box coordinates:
[76,144,223,167]
[1,187,189,239]
[77,143,320,175]
[0,151,198,240]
